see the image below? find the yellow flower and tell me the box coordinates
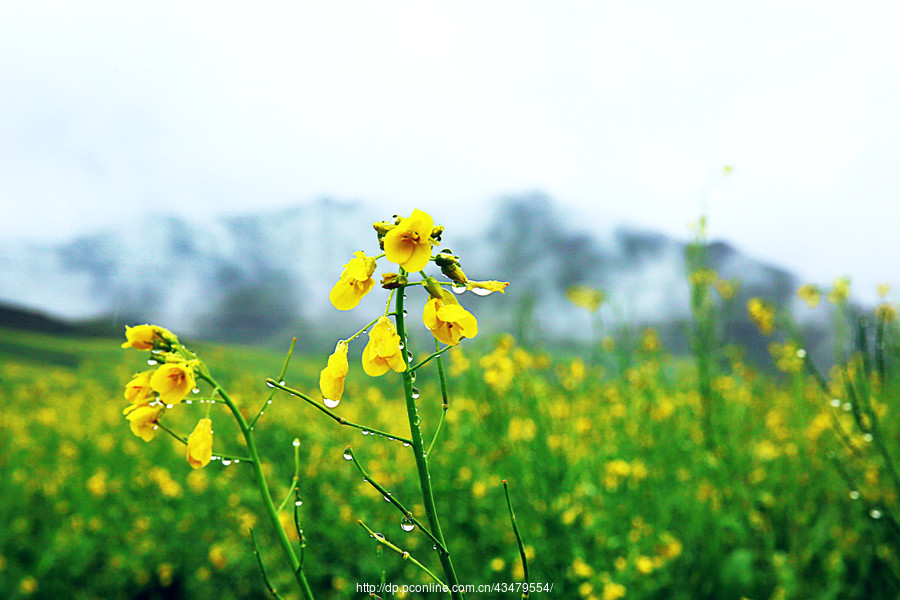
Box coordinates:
[796,283,820,308]
[124,403,163,442]
[121,324,174,350]
[602,582,626,600]
[150,361,196,405]
[124,371,156,405]
[329,251,377,310]
[187,418,214,469]
[319,340,350,402]
[362,317,407,376]
[383,209,435,273]
[747,297,775,336]
[828,277,851,305]
[567,285,605,312]
[423,290,478,346]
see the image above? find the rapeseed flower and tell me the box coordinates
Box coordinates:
[383,209,434,273]
[124,371,156,405]
[747,297,775,336]
[329,251,377,310]
[150,361,196,405]
[362,317,406,376]
[828,277,851,304]
[797,284,820,308]
[567,285,605,312]
[187,418,214,469]
[121,324,174,350]
[319,340,349,402]
[124,404,163,442]
[423,290,478,345]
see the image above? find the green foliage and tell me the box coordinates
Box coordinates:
[2,305,900,599]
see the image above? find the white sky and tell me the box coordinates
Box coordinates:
[2,1,899,303]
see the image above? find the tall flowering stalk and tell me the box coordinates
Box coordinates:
[310,208,508,597]
[118,326,315,599]
[116,209,513,598]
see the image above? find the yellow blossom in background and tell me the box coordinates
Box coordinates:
[150,361,196,404]
[715,278,736,300]
[123,404,163,442]
[423,290,478,346]
[635,555,654,574]
[602,582,626,600]
[878,283,891,298]
[797,284,820,308]
[319,340,349,401]
[121,324,173,350]
[362,317,406,376]
[567,285,606,312]
[124,371,155,405]
[329,251,377,310]
[383,209,435,273]
[688,268,717,287]
[828,277,851,304]
[187,418,213,469]
[572,556,594,578]
[747,297,775,336]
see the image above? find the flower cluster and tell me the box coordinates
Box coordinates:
[319,209,507,405]
[119,324,213,469]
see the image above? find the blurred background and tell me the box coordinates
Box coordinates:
[2,0,900,346]
[5,3,900,600]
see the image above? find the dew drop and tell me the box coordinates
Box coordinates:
[266,399,273,405]
[402,442,411,447]
[411,388,420,399]
[361,430,370,436]
[842,402,853,412]
[184,399,192,404]
[192,387,199,394]
[849,490,861,500]
[294,499,304,507]
[342,449,353,461]
[266,380,275,388]
[863,433,874,443]
[384,494,392,502]
[452,285,466,295]
[472,287,492,296]
[401,551,410,559]
[147,359,158,366]
[374,532,385,541]
[796,348,806,358]
[830,398,842,408]
[233,459,240,464]
[323,398,340,409]
[292,439,301,447]
[152,425,158,430]
[871,508,883,519]
[165,404,174,409]
[221,459,232,466]
[400,518,416,532]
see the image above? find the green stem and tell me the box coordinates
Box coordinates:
[266,379,412,445]
[344,446,446,553]
[357,520,447,589]
[426,338,450,458]
[503,480,530,599]
[395,283,465,599]
[201,373,315,600]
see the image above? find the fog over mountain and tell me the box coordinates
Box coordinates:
[1,193,799,352]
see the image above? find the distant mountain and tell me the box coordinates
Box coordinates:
[0,193,798,352]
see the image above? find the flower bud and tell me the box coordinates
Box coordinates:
[380,272,408,289]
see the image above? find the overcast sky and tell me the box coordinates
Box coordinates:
[2,1,899,303]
